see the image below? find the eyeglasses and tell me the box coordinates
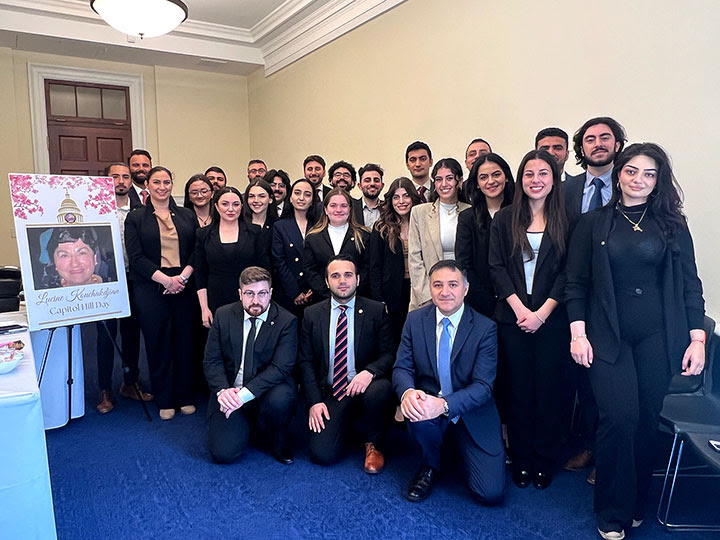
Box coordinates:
[270,183,286,189]
[242,290,270,299]
[249,168,266,176]
[189,189,211,196]
[333,172,351,179]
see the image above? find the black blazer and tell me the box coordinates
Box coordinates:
[565,206,705,372]
[124,202,197,286]
[302,227,370,299]
[299,296,394,406]
[194,221,270,313]
[128,187,145,210]
[563,172,585,225]
[352,198,365,226]
[455,208,496,318]
[272,218,310,304]
[203,301,297,398]
[488,206,567,328]
[368,228,406,314]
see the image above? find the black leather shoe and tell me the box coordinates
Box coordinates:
[407,465,437,502]
[512,468,531,488]
[272,446,294,465]
[533,471,552,490]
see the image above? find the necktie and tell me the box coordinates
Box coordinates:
[236,317,257,387]
[141,189,148,205]
[438,317,453,397]
[587,177,604,212]
[418,185,427,203]
[332,305,349,399]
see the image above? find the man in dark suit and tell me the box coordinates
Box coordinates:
[328,160,356,192]
[203,266,298,465]
[304,154,331,200]
[352,163,384,229]
[127,149,152,209]
[405,141,433,202]
[299,254,395,473]
[535,127,570,181]
[394,260,505,504]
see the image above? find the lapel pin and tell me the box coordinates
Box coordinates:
[270,321,275,325]
[358,309,363,314]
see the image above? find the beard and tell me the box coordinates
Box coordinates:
[131,171,147,186]
[585,149,616,168]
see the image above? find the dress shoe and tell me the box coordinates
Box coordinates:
[597,527,625,540]
[179,405,196,415]
[512,468,531,488]
[587,468,596,485]
[272,447,294,465]
[533,471,552,490]
[631,518,643,528]
[564,449,595,471]
[159,408,175,420]
[364,442,385,474]
[407,465,437,502]
[120,382,154,401]
[96,390,114,414]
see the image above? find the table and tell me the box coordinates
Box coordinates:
[0,327,58,539]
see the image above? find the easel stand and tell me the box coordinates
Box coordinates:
[37,325,75,428]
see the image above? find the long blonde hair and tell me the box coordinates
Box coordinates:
[307,187,369,252]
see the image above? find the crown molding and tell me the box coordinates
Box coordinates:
[252,0,317,41]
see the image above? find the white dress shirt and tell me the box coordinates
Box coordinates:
[232,308,269,403]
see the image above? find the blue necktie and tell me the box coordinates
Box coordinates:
[587,177,604,212]
[438,317,453,397]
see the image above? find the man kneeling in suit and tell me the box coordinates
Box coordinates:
[299,254,395,473]
[393,260,505,503]
[203,266,297,465]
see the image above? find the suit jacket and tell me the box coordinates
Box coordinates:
[563,172,585,225]
[351,197,383,227]
[565,206,705,371]
[302,227,370,299]
[408,200,471,310]
[272,217,310,304]
[299,296,394,406]
[455,207,496,318]
[203,301,298,400]
[488,206,567,328]
[393,303,503,455]
[368,228,407,314]
[128,186,145,210]
[124,202,197,286]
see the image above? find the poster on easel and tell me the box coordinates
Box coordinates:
[8,173,130,331]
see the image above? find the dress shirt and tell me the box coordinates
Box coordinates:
[580,168,613,214]
[411,180,431,200]
[435,304,465,368]
[439,202,459,259]
[116,200,130,268]
[361,199,381,230]
[132,184,148,203]
[327,223,349,255]
[327,296,357,385]
[231,308,269,403]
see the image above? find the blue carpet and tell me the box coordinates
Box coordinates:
[43,326,719,540]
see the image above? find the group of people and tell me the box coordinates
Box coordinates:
[90,115,706,540]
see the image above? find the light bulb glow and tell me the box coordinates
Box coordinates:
[90,0,188,38]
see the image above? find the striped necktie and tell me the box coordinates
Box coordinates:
[331,305,349,399]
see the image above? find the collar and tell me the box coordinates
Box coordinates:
[362,197,381,210]
[436,303,465,328]
[584,167,613,188]
[244,307,270,324]
[331,296,356,312]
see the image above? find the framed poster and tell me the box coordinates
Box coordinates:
[8,173,130,331]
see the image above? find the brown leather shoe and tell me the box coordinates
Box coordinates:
[119,382,154,401]
[564,449,594,471]
[364,442,384,474]
[587,467,596,485]
[97,390,114,414]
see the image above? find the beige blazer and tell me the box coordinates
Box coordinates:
[408,200,471,311]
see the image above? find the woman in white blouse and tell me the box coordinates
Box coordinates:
[408,158,470,310]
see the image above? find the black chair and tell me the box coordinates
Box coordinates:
[656,315,720,531]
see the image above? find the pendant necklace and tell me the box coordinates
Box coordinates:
[617,203,647,232]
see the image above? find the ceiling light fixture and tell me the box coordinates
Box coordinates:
[90,0,189,39]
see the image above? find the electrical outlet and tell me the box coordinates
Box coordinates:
[10,227,16,239]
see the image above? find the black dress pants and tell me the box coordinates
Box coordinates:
[208,382,297,464]
[308,378,395,465]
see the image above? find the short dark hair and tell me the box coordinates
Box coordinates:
[204,166,227,179]
[263,169,291,189]
[104,162,129,175]
[328,160,357,186]
[248,159,266,169]
[325,254,357,277]
[428,259,467,282]
[239,266,272,288]
[358,163,384,180]
[405,141,432,162]
[535,127,568,147]
[303,155,326,169]
[466,138,493,154]
[572,117,627,169]
[128,149,152,163]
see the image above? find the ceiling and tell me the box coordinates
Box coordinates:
[0,0,406,76]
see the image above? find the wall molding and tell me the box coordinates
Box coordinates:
[28,63,146,173]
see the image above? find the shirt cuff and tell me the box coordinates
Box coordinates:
[400,388,414,402]
[238,387,255,404]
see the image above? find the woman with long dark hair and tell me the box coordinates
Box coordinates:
[489,150,571,490]
[303,187,370,299]
[125,166,198,420]
[183,174,214,228]
[566,143,705,539]
[456,153,515,317]
[368,177,422,345]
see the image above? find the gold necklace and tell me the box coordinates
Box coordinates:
[617,203,647,232]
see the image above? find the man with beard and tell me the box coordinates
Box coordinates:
[95,162,152,414]
[405,141,433,203]
[205,166,227,190]
[303,154,330,199]
[565,117,626,225]
[247,159,267,182]
[265,169,291,217]
[127,149,152,208]
[464,138,492,173]
[203,266,298,465]
[352,163,385,229]
[535,127,571,182]
[328,160,357,193]
[299,255,395,473]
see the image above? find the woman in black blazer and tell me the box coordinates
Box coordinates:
[125,166,198,420]
[242,179,275,269]
[271,179,320,315]
[195,186,270,328]
[456,153,515,317]
[566,143,705,539]
[303,187,370,299]
[489,149,571,490]
[368,177,422,345]
[182,174,213,228]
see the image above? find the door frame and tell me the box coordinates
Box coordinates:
[28,63,146,173]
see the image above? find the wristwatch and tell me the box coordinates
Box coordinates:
[442,399,449,417]
[179,274,189,285]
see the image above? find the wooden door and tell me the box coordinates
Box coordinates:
[48,124,132,175]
